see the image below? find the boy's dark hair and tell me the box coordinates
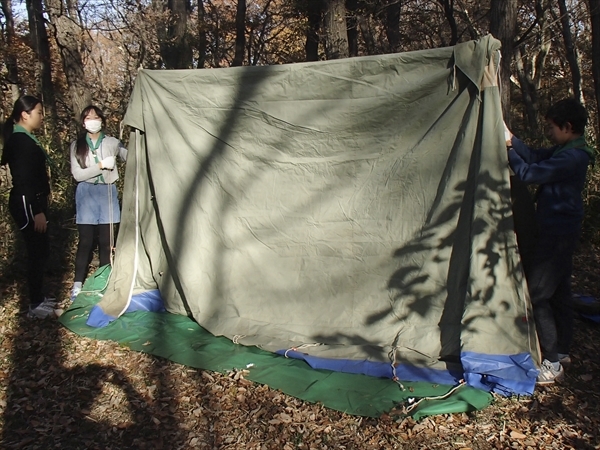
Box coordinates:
[545,98,588,135]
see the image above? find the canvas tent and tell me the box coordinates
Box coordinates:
[87,35,540,394]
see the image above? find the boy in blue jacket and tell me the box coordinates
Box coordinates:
[507,98,595,385]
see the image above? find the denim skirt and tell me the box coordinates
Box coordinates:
[75,182,121,224]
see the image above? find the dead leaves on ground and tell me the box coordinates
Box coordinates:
[0,247,599,448]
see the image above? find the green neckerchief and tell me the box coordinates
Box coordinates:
[553,135,596,163]
[86,132,106,185]
[13,124,54,167]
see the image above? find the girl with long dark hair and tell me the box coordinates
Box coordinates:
[71,105,127,300]
[70,105,127,300]
[1,95,58,318]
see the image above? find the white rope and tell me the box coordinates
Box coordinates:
[232,335,246,344]
[108,170,115,266]
[389,347,406,391]
[404,379,466,414]
[283,343,322,358]
[116,128,141,318]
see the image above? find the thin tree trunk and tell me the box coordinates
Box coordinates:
[533,0,552,96]
[489,0,518,125]
[557,0,582,101]
[513,0,551,135]
[155,0,192,69]
[305,0,322,61]
[384,0,401,53]
[358,14,375,55]
[438,0,458,45]
[323,0,349,59]
[1,0,20,102]
[198,0,207,67]
[515,46,540,132]
[588,0,600,138]
[44,0,91,118]
[346,0,358,57]
[26,0,53,106]
[232,0,246,66]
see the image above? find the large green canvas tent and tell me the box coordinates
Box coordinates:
[85,35,541,395]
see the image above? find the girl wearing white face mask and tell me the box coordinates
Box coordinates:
[69,105,127,300]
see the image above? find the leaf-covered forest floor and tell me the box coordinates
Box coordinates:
[0,224,599,449]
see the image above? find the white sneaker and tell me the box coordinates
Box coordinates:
[70,282,82,302]
[536,359,564,385]
[70,286,81,301]
[27,299,59,319]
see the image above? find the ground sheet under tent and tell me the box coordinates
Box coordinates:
[59,267,492,419]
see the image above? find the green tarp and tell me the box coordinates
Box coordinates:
[60,267,493,418]
[94,34,538,374]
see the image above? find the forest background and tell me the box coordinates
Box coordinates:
[1,1,600,448]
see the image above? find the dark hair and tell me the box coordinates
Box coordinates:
[75,105,106,169]
[545,98,588,135]
[1,95,42,165]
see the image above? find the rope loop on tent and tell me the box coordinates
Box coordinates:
[389,347,406,391]
[283,343,323,358]
[232,335,246,344]
[404,379,466,414]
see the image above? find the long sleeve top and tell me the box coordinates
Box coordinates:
[1,132,50,216]
[508,136,591,235]
[70,135,127,184]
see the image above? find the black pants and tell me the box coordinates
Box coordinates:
[74,224,113,283]
[9,192,49,307]
[526,231,578,362]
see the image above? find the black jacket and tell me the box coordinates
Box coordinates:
[2,132,50,224]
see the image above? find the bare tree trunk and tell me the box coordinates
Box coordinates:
[25,0,61,134]
[232,0,246,66]
[198,0,207,67]
[558,0,582,101]
[513,0,552,136]
[25,0,53,105]
[155,0,192,69]
[358,14,375,55]
[457,5,480,41]
[438,0,458,45]
[1,0,20,102]
[384,0,401,53]
[588,0,600,138]
[305,0,322,61]
[323,0,349,59]
[346,0,359,57]
[45,0,91,118]
[489,0,518,125]
[515,46,540,133]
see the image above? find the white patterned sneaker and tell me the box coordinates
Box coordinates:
[536,359,564,385]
